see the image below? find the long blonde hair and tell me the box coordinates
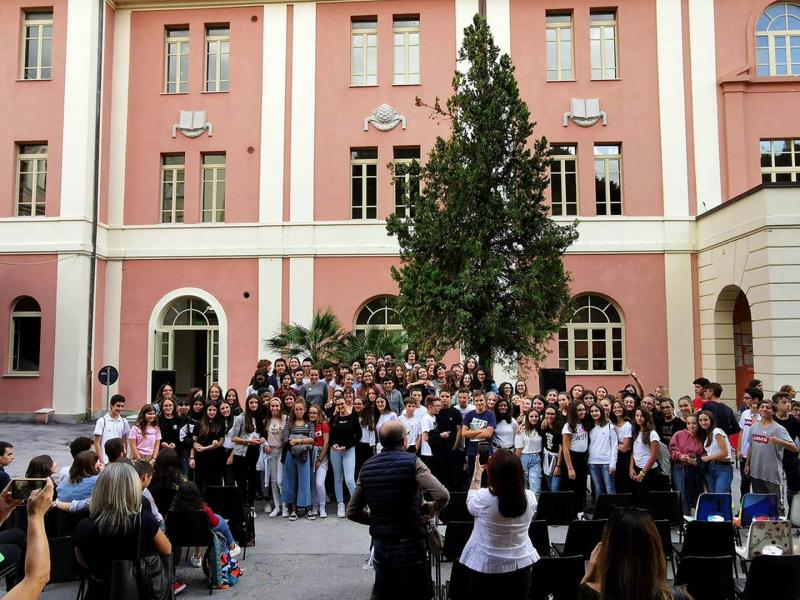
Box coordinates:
[90,462,142,536]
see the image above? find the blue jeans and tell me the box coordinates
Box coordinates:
[520,453,542,496]
[672,463,701,514]
[329,446,356,503]
[704,463,733,494]
[545,472,561,492]
[212,514,234,547]
[282,451,312,508]
[588,463,616,498]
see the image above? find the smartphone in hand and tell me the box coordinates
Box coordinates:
[10,478,48,501]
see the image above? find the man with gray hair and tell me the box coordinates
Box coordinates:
[348,420,449,600]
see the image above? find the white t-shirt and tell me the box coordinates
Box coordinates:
[562,423,588,453]
[705,427,733,462]
[414,406,429,424]
[399,413,421,447]
[493,419,518,449]
[739,409,761,457]
[420,413,436,457]
[632,430,660,469]
[588,422,618,467]
[515,428,542,454]
[614,421,633,444]
[93,414,131,463]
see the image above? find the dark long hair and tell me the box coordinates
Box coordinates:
[698,409,718,448]
[151,448,182,491]
[494,399,513,424]
[198,403,224,440]
[171,481,207,512]
[486,449,527,518]
[566,400,587,433]
[26,455,54,478]
[69,450,98,484]
[244,393,262,435]
[135,404,157,436]
[632,407,656,443]
[597,509,671,600]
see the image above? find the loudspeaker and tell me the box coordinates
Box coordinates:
[151,370,176,403]
[539,368,567,395]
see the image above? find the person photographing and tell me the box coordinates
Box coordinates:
[347,420,449,600]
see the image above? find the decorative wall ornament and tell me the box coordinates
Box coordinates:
[172,110,213,138]
[364,104,407,132]
[563,98,608,127]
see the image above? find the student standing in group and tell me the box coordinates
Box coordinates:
[129,404,162,463]
[515,410,543,497]
[737,388,762,497]
[587,403,618,498]
[93,394,130,465]
[399,398,422,453]
[698,409,734,494]
[669,414,704,514]
[462,391,497,483]
[300,368,330,410]
[562,401,590,510]
[282,399,315,521]
[219,401,237,484]
[381,378,404,415]
[656,398,686,446]
[158,398,183,453]
[611,400,633,495]
[231,394,265,509]
[540,406,563,492]
[191,403,226,494]
[353,397,376,478]
[492,399,519,452]
[374,396,398,452]
[262,398,287,517]
[630,408,661,505]
[328,396,360,518]
[773,391,800,514]
[435,390,463,491]
[308,405,330,518]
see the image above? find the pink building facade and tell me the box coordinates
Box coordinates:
[0,0,799,419]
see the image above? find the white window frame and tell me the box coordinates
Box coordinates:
[756,3,800,76]
[760,138,800,182]
[16,144,47,217]
[355,296,403,333]
[204,25,230,92]
[393,17,420,85]
[594,144,623,215]
[559,295,624,375]
[393,147,420,218]
[550,144,578,216]
[201,153,226,223]
[161,154,185,223]
[590,11,618,80]
[351,20,378,86]
[351,149,378,220]
[164,27,189,94]
[9,297,42,375]
[546,13,575,81]
[21,10,53,80]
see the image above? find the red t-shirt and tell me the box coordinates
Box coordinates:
[692,396,704,411]
[202,505,219,527]
[312,422,330,447]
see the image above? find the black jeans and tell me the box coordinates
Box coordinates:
[372,538,432,600]
[464,564,532,600]
[233,445,261,506]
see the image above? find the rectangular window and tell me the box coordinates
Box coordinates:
[393,16,420,85]
[164,26,189,93]
[594,144,623,215]
[590,11,617,80]
[546,12,574,81]
[205,25,230,92]
[393,147,420,218]
[161,154,185,223]
[352,19,378,86]
[16,144,47,217]
[22,10,53,80]
[351,148,378,219]
[201,153,226,223]
[550,144,578,216]
[760,138,800,182]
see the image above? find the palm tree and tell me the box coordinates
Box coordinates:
[265,309,348,366]
[338,327,409,365]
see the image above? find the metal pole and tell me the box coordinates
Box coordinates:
[105,367,110,411]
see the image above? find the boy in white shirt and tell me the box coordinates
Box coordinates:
[398,398,422,454]
[93,394,130,464]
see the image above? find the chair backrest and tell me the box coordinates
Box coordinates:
[439,491,471,524]
[681,520,736,558]
[695,493,733,522]
[652,519,673,562]
[742,554,800,600]
[739,493,779,528]
[49,536,79,583]
[563,519,608,560]
[644,491,682,526]
[164,510,214,547]
[204,485,244,521]
[530,556,585,600]
[442,520,474,562]
[674,556,735,600]
[744,519,793,559]
[592,494,633,520]
[528,520,551,558]
[535,491,578,525]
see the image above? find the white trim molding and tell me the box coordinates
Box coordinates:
[102,260,124,398]
[288,257,314,327]
[258,257,283,358]
[455,0,479,71]
[485,0,511,58]
[108,9,131,227]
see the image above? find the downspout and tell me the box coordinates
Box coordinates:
[85,0,105,419]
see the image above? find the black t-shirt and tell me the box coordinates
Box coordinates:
[436,406,463,440]
[73,511,159,582]
[657,416,687,445]
[158,415,184,447]
[701,401,741,436]
[542,425,563,455]
[329,412,361,450]
[774,415,800,467]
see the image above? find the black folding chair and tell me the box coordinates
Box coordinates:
[442,520,474,563]
[0,560,18,593]
[586,493,633,520]
[552,519,607,560]
[204,485,250,559]
[438,491,471,524]
[674,520,738,577]
[735,554,800,600]
[645,491,682,527]
[530,555,585,600]
[445,560,470,600]
[164,510,215,594]
[535,491,578,525]
[652,519,676,575]
[527,519,552,558]
[674,556,735,600]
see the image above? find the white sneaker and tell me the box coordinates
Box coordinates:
[189,555,202,568]
[319,505,327,519]
[281,505,290,518]
[307,511,316,521]
[337,502,345,518]
[264,503,271,514]
[229,544,241,558]
[269,505,281,518]
[288,511,297,521]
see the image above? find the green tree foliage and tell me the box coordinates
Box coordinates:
[338,328,408,366]
[386,15,578,368]
[265,310,348,367]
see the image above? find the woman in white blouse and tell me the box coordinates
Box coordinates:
[492,399,518,451]
[460,449,538,599]
[698,410,734,494]
[587,404,618,499]
[629,407,661,505]
[515,410,543,496]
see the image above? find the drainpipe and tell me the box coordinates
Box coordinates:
[85,0,105,419]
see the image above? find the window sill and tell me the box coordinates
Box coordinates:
[16,78,52,82]
[392,82,422,87]
[546,79,577,83]
[201,90,229,94]
[589,78,622,82]
[350,84,379,88]
[160,91,189,96]
[3,372,40,378]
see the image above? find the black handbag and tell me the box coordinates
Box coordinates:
[109,513,172,600]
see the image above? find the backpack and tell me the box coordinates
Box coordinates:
[203,531,243,588]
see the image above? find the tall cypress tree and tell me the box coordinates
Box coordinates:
[386,15,578,368]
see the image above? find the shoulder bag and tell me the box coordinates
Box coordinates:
[109,513,172,600]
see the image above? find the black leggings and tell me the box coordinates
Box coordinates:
[355,442,374,480]
[464,564,532,600]
[568,450,589,511]
[233,445,261,507]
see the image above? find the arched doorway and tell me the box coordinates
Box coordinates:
[710,285,751,407]
[153,295,221,396]
[733,291,754,403]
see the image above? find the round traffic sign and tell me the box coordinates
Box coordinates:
[98,365,119,386]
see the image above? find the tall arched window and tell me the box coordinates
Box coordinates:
[558,294,624,373]
[9,296,41,374]
[354,296,402,332]
[756,3,800,76]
